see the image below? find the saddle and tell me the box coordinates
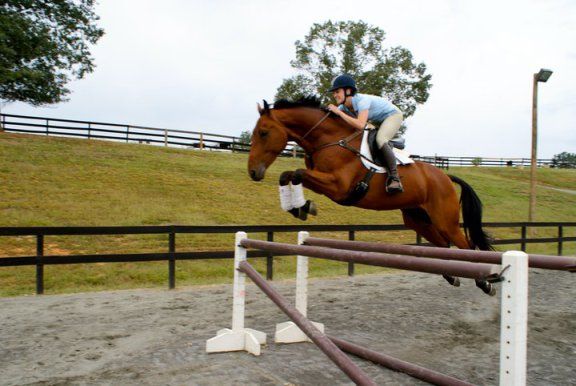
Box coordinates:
[367,130,406,168]
[341,129,413,206]
[361,129,413,173]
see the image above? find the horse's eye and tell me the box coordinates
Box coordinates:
[259,131,269,138]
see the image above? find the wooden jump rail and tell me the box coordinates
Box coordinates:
[303,237,576,272]
[207,232,534,385]
[239,239,503,281]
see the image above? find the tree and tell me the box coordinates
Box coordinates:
[238,130,251,145]
[275,20,432,121]
[233,130,252,152]
[552,152,576,169]
[0,0,104,106]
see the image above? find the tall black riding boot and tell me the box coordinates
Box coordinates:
[379,143,404,194]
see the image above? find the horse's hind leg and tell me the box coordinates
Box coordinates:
[428,207,496,296]
[401,208,460,287]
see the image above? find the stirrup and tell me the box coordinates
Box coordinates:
[386,176,404,194]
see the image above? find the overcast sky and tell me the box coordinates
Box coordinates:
[4,0,575,158]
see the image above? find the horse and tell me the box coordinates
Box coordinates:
[247,96,495,295]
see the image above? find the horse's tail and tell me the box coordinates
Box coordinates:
[449,175,494,251]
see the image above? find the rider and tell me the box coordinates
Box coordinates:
[327,74,404,194]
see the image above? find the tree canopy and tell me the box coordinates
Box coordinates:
[275,20,432,119]
[0,0,104,106]
[552,152,576,168]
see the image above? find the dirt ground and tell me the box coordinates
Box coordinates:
[1,268,574,386]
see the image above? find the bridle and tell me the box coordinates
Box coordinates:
[299,110,368,162]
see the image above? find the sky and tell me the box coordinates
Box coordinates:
[3,0,576,158]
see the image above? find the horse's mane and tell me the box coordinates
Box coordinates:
[272,95,323,110]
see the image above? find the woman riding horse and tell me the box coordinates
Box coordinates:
[248,96,496,296]
[327,74,404,194]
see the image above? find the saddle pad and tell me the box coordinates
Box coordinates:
[359,130,414,174]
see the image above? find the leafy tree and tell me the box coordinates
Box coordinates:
[233,130,252,152]
[0,0,104,106]
[238,130,251,145]
[552,152,576,168]
[276,20,432,121]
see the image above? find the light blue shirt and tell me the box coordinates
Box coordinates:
[339,94,400,124]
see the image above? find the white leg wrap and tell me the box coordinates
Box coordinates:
[279,185,294,211]
[291,183,306,208]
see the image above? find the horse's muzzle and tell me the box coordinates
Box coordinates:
[249,163,266,181]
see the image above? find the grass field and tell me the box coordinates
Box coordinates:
[1,132,574,296]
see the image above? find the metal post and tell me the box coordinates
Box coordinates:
[45,119,49,135]
[88,123,92,139]
[36,235,44,295]
[168,232,176,289]
[266,232,274,280]
[199,133,204,150]
[348,231,355,276]
[126,125,130,143]
[520,226,527,252]
[558,226,563,256]
[164,129,168,146]
[529,74,538,223]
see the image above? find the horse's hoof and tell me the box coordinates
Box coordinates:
[476,280,496,296]
[305,200,317,216]
[443,274,460,287]
[288,208,299,218]
[297,208,308,221]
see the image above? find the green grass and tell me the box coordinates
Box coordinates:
[1,132,575,296]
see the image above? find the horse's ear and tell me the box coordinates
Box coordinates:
[258,100,270,116]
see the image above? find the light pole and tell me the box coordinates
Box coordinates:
[529,68,553,223]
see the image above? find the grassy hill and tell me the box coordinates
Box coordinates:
[1,132,575,296]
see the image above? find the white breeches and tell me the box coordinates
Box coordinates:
[375,112,404,148]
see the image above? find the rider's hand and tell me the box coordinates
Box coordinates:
[327,104,341,115]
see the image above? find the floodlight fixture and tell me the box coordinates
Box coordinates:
[536,68,553,82]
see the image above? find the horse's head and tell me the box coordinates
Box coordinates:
[248,101,289,181]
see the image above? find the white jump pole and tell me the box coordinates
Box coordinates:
[206,232,266,355]
[275,231,325,343]
[499,251,529,385]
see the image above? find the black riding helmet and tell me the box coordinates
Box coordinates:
[329,74,357,94]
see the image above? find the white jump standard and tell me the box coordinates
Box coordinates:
[205,232,266,356]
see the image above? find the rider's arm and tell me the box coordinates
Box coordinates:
[327,105,369,130]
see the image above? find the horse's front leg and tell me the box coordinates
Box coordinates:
[277,169,341,221]
[278,171,317,220]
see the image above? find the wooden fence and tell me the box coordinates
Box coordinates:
[2,113,574,168]
[0,222,574,294]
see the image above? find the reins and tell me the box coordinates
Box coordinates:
[301,111,369,162]
[301,112,332,140]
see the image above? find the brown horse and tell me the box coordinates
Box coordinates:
[248,97,495,295]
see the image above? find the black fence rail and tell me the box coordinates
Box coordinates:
[3,113,574,168]
[1,222,574,294]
